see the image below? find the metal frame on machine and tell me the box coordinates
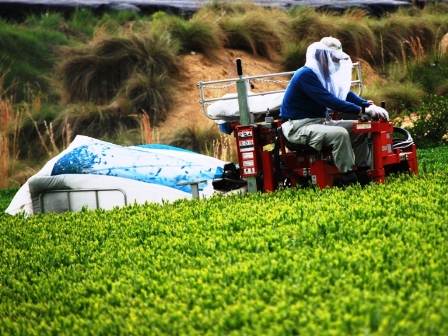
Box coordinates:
[197,61,363,120]
[39,188,128,213]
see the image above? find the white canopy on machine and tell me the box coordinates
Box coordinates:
[197,64,362,124]
[206,91,285,123]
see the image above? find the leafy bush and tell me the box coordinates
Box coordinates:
[404,94,448,148]
[1,152,448,334]
[0,188,18,212]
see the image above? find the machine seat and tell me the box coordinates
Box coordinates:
[277,127,320,154]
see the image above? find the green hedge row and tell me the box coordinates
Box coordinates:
[0,147,447,335]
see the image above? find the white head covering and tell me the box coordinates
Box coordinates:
[320,36,342,51]
[304,41,352,99]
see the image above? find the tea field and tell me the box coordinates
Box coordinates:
[1,147,447,335]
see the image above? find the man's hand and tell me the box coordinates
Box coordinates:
[364,105,389,120]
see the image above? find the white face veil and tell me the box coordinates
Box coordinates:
[304,41,352,100]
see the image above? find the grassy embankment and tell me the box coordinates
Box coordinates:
[1,3,448,187]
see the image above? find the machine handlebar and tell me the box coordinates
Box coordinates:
[236,58,243,76]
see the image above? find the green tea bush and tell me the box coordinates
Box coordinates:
[0,188,18,213]
[1,148,448,335]
[417,145,448,173]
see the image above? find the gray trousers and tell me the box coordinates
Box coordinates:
[282,118,370,173]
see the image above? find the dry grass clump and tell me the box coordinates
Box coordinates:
[369,14,437,65]
[167,121,222,157]
[281,8,375,70]
[0,68,24,188]
[288,8,338,45]
[216,7,289,61]
[53,29,180,142]
[200,1,261,16]
[326,10,377,61]
[280,40,309,71]
[440,32,448,54]
[152,11,227,60]
[0,99,11,188]
[52,100,140,145]
[55,30,180,104]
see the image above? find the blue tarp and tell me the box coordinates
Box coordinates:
[51,136,226,194]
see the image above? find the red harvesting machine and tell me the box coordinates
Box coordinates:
[197,59,418,194]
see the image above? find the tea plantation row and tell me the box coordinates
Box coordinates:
[0,147,447,335]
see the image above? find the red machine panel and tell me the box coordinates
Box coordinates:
[235,125,259,177]
[354,119,418,183]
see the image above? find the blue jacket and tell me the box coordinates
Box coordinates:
[280,66,368,120]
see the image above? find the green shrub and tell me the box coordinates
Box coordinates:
[0,188,18,212]
[23,12,65,29]
[65,8,99,38]
[404,94,448,148]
